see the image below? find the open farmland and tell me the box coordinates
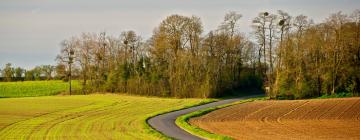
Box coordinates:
[190,97,360,140]
[0,94,208,139]
[0,80,80,97]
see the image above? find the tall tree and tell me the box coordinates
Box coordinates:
[2,63,14,82]
[57,39,76,94]
[14,67,25,80]
[252,12,269,75]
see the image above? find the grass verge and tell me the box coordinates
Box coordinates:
[175,96,267,140]
[144,99,218,140]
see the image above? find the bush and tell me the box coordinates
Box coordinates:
[318,92,352,99]
[275,94,295,100]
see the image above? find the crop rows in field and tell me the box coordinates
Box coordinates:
[0,80,80,97]
[0,94,205,140]
[190,97,360,140]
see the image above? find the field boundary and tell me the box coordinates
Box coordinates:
[0,80,80,98]
[175,97,267,140]
[144,99,218,140]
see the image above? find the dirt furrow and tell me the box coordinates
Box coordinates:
[190,97,360,140]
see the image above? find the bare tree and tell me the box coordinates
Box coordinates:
[252,12,269,75]
[57,39,76,95]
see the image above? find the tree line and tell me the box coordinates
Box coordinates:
[56,10,360,98]
[0,63,65,81]
[269,10,360,99]
[56,12,262,98]
[3,10,358,99]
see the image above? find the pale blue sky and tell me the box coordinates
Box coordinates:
[0,0,359,69]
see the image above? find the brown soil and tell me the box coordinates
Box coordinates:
[190,97,360,140]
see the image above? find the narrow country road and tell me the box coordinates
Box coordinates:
[148,94,263,140]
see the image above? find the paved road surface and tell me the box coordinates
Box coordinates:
[148,94,263,140]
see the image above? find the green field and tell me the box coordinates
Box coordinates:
[0,80,80,98]
[0,94,209,139]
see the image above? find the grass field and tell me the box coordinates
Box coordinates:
[190,97,360,140]
[0,94,210,140]
[0,80,80,98]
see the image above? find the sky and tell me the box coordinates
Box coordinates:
[0,0,359,69]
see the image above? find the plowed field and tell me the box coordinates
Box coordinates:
[190,97,360,140]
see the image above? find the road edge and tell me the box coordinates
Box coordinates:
[175,96,267,140]
[144,99,218,140]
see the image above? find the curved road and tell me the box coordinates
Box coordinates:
[148,94,263,140]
